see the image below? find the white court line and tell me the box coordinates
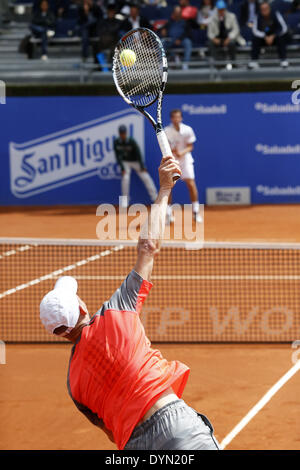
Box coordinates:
[220,360,300,449]
[0,244,33,260]
[0,245,123,300]
[66,275,300,281]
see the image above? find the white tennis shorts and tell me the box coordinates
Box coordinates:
[177,155,195,180]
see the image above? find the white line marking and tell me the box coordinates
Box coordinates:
[58,275,300,281]
[0,244,33,260]
[220,360,300,449]
[0,245,123,300]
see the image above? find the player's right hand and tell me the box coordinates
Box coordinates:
[158,156,181,190]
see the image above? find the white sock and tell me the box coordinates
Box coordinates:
[192,201,199,213]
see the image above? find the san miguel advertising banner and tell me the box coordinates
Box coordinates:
[0,91,299,205]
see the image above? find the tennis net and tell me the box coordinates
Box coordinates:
[0,237,300,342]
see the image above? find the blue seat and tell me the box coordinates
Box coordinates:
[158,6,173,20]
[272,0,292,14]
[286,11,300,33]
[191,27,208,46]
[140,5,161,20]
[66,4,79,20]
[55,18,78,37]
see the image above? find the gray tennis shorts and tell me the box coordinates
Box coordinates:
[124,399,220,450]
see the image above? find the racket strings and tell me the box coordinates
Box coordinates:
[113,30,163,107]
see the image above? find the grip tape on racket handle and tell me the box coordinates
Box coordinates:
[157,131,181,182]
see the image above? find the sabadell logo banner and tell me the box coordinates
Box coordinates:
[0,92,299,205]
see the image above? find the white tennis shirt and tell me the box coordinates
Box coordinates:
[164,122,196,164]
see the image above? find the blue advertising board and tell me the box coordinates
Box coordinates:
[0,91,299,206]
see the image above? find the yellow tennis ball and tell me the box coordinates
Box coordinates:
[120,49,136,67]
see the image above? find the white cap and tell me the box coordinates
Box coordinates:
[40,276,80,335]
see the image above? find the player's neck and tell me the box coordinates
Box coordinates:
[66,314,90,343]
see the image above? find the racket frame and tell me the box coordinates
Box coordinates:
[113,27,180,180]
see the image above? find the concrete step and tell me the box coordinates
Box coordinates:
[0,39,25,46]
[0,70,83,83]
[0,45,19,52]
[0,31,29,39]
[0,60,83,71]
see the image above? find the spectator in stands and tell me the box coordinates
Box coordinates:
[197,0,214,27]
[239,0,259,43]
[248,1,289,69]
[0,0,11,26]
[195,0,214,47]
[78,0,103,61]
[159,5,194,70]
[120,1,151,33]
[207,0,244,70]
[96,1,122,65]
[30,0,56,61]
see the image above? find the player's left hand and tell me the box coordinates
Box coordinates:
[159,156,181,190]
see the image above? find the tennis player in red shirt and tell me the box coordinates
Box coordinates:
[40,156,219,451]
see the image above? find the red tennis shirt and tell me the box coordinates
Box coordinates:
[67,270,190,450]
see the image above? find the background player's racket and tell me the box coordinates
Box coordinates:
[113,27,181,181]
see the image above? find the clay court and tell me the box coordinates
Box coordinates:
[1,204,300,450]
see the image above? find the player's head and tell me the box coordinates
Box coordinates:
[129,1,140,18]
[170,109,183,126]
[40,276,90,342]
[118,124,127,140]
[40,0,49,12]
[216,0,227,15]
[107,1,116,17]
[259,1,271,17]
[172,5,182,20]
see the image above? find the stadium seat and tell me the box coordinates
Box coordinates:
[271,0,292,14]
[140,5,161,21]
[55,18,78,38]
[286,11,300,33]
[158,6,173,20]
[191,28,208,47]
[66,4,79,20]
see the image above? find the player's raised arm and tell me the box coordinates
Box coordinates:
[134,156,181,281]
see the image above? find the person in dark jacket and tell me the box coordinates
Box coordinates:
[30,0,56,60]
[248,1,289,69]
[96,2,122,62]
[0,0,11,25]
[114,125,158,207]
[78,0,103,60]
[120,1,151,35]
[239,0,259,42]
[159,5,194,70]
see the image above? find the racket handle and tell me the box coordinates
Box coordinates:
[157,131,181,182]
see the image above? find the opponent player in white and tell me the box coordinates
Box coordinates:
[165,109,202,224]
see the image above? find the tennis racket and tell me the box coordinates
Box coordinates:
[112,27,181,181]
